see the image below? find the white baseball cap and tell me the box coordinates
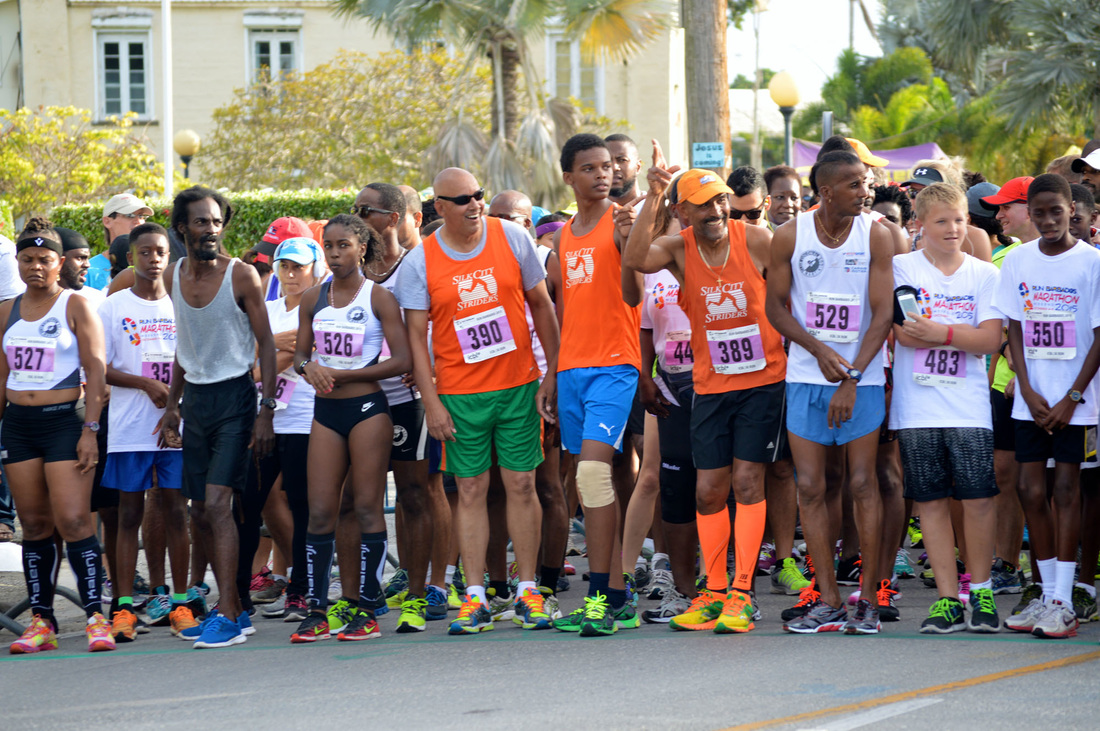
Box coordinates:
[104,193,153,218]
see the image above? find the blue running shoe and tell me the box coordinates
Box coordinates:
[425,586,448,620]
[145,586,172,626]
[193,614,246,649]
[178,609,218,641]
[238,611,255,636]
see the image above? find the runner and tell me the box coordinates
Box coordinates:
[98,223,194,641]
[766,150,895,635]
[158,186,278,649]
[1071,150,1100,194]
[396,168,559,635]
[2,218,113,653]
[764,165,802,230]
[288,214,411,643]
[889,184,1004,633]
[996,174,1100,639]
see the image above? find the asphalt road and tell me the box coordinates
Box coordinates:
[2,551,1098,731]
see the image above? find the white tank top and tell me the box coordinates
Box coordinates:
[3,289,82,391]
[375,254,418,406]
[786,211,885,386]
[311,277,384,371]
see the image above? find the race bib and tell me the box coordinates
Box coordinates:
[255,370,298,411]
[806,292,861,343]
[454,306,516,364]
[1024,311,1076,360]
[140,351,174,385]
[913,347,966,388]
[663,330,694,374]
[707,323,766,375]
[315,320,366,369]
[5,336,55,384]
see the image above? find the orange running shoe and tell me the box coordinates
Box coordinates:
[87,612,117,652]
[111,608,138,642]
[714,589,755,634]
[170,605,200,636]
[669,589,725,631]
[9,615,58,655]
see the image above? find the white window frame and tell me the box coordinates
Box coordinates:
[243,11,304,85]
[545,32,604,115]
[92,14,155,122]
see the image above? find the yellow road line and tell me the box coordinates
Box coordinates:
[721,648,1100,731]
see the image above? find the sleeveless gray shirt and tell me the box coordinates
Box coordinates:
[172,258,256,384]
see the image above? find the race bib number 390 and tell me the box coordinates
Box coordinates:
[1024,311,1076,360]
[454,306,516,364]
[805,292,861,343]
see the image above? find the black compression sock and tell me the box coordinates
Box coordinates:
[305,532,336,611]
[606,587,627,610]
[538,566,561,595]
[21,537,58,617]
[489,580,511,599]
[66,535,104,618]
[358,531,388,606]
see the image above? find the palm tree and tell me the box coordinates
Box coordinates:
[331,0,668,204]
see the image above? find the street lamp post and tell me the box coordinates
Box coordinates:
[768,71,800,167]
[173,130,201,179]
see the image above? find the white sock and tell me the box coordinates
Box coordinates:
[466,584,487,604]
[272,574,286,583]
[970,579,992,592]
[516,580,537,597]
[1076,581,1097,598]
[1037,558,1058,601]
[1054,560,1075,606]
[445,564,456,586]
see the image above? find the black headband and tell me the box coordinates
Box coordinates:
[16,233,65,257]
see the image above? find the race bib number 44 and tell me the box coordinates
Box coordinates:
[1024,311,1076,360]
[5,336,55,383]
[913,347,966,388]
[454,306,516,364]
[707,324,766,375]
[663,330,693,374]
[806,292,861,343]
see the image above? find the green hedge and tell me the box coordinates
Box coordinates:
[49,189,356,255]
[0,200,14,242]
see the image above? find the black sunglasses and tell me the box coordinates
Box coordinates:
[729,207,764,220]
[350,205,393,217]
[436,188,485,206]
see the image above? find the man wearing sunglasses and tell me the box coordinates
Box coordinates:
[395,168,560,635]
[726,166,769,228]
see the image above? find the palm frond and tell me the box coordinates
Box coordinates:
[483,137,528,194]
[546,97,582,148]
[424,119,489,181]
[515,109,563,204]
[561,0,672,65]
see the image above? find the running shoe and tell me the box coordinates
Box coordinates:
[449,595,494,635]
[1031,600,1078,639]
[894,548,915,579]
[552,605,585,633]
[282,594,308,623]
[1017,552,1032,581]
[669,589,725,631]
[633,562,652,590]
[192,613,245,649]
[290,613,330,643]
[250,567,273,593]
[1005,596,1046,632]
[991,558,1022,595]
[145,586,172,626]
[186,585,208,619]
[425,585,448,620]
[920,565,936,588]
[781,582,821,622]
[563,560,576,576]
[178,609,217,641]
[957,573,972,605]
[920,597,966,634]
[396,595,428,633]
[541,588,563,620]
[648,566,674,600]
[1011,581,1039,617]
[623,573,638,608]
[338,609,381,641]
[967,587,1001,633]
[713,589,755,634]
[612,601,640,630]
[770,557,812,595]
[9,615,58,654]
[907,516,923,548]
[844,599,881,635]
[836,555,861,586]
[169,605,199,637]
[579,593,618,637]
[876,580,900,622]
[87,612,116,652]
[383,568,409,604]
[749,589,762,621]
[251,578,286,605]
[514,587,552,630]
[326,599,357,634]
[453,564,466,593]
[260,594,286,618]
[446,583,462,610]
[238,610,255,636]
[101,578,112,604]
[507,561,520,594]
[557,575,571,593]
[328,577,342,602]
[566,533,584,557]
[385,589,408,610]
[756,542,778,576]
[801,554,816,581]
[487,588,515,621]
[111,608,139,642]
[642,588,690,624]
[1073,586,1098,622]
[783,600,847,633]
[133,571,151,597]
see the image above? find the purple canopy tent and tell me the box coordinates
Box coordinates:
[792,140,947,184]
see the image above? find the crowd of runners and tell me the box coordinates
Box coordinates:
[3,130,1100,652]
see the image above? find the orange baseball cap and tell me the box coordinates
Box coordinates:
[678,169,733,205]
[845,138,889,167]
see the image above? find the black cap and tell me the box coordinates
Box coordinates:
[55,227,90,252]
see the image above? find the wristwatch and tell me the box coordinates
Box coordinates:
[82,421,100,433]
[294,359,311,376]
[260,397,278,411]
[1068,389,1086,404]
[846,368,863,383]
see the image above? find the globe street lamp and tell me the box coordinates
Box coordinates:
[768,71,800,167]
[173,130,201,179]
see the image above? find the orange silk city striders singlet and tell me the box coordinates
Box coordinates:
[424,217,539,395]
[557,206,641,373]
[680,223,786,394]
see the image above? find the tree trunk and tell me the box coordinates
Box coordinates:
[684,0,731,179]
[489,41,522,142]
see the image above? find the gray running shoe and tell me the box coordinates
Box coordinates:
[641,588,690,624]
[844,598,881,635]
[783,600,847,634]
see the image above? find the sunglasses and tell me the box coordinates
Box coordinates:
[436,188,485,206]
[729,206,764,220]
[350,205,393,217]
[110,212,147,220]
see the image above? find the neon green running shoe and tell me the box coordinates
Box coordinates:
[578,593,616,637]
[326,599,356,634]
[553,605,585,632]
[395,595,427,633]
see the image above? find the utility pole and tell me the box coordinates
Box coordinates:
[683,0,730,179]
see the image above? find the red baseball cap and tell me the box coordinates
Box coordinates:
[257,216,312,257]
[979,176,1035,211]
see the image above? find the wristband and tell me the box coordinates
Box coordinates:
[295,359,310,376]
[944,325,954,347]
[999,340,1009,356]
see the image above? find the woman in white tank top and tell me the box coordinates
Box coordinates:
[0,218,114,654]
[288,214,412,643]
